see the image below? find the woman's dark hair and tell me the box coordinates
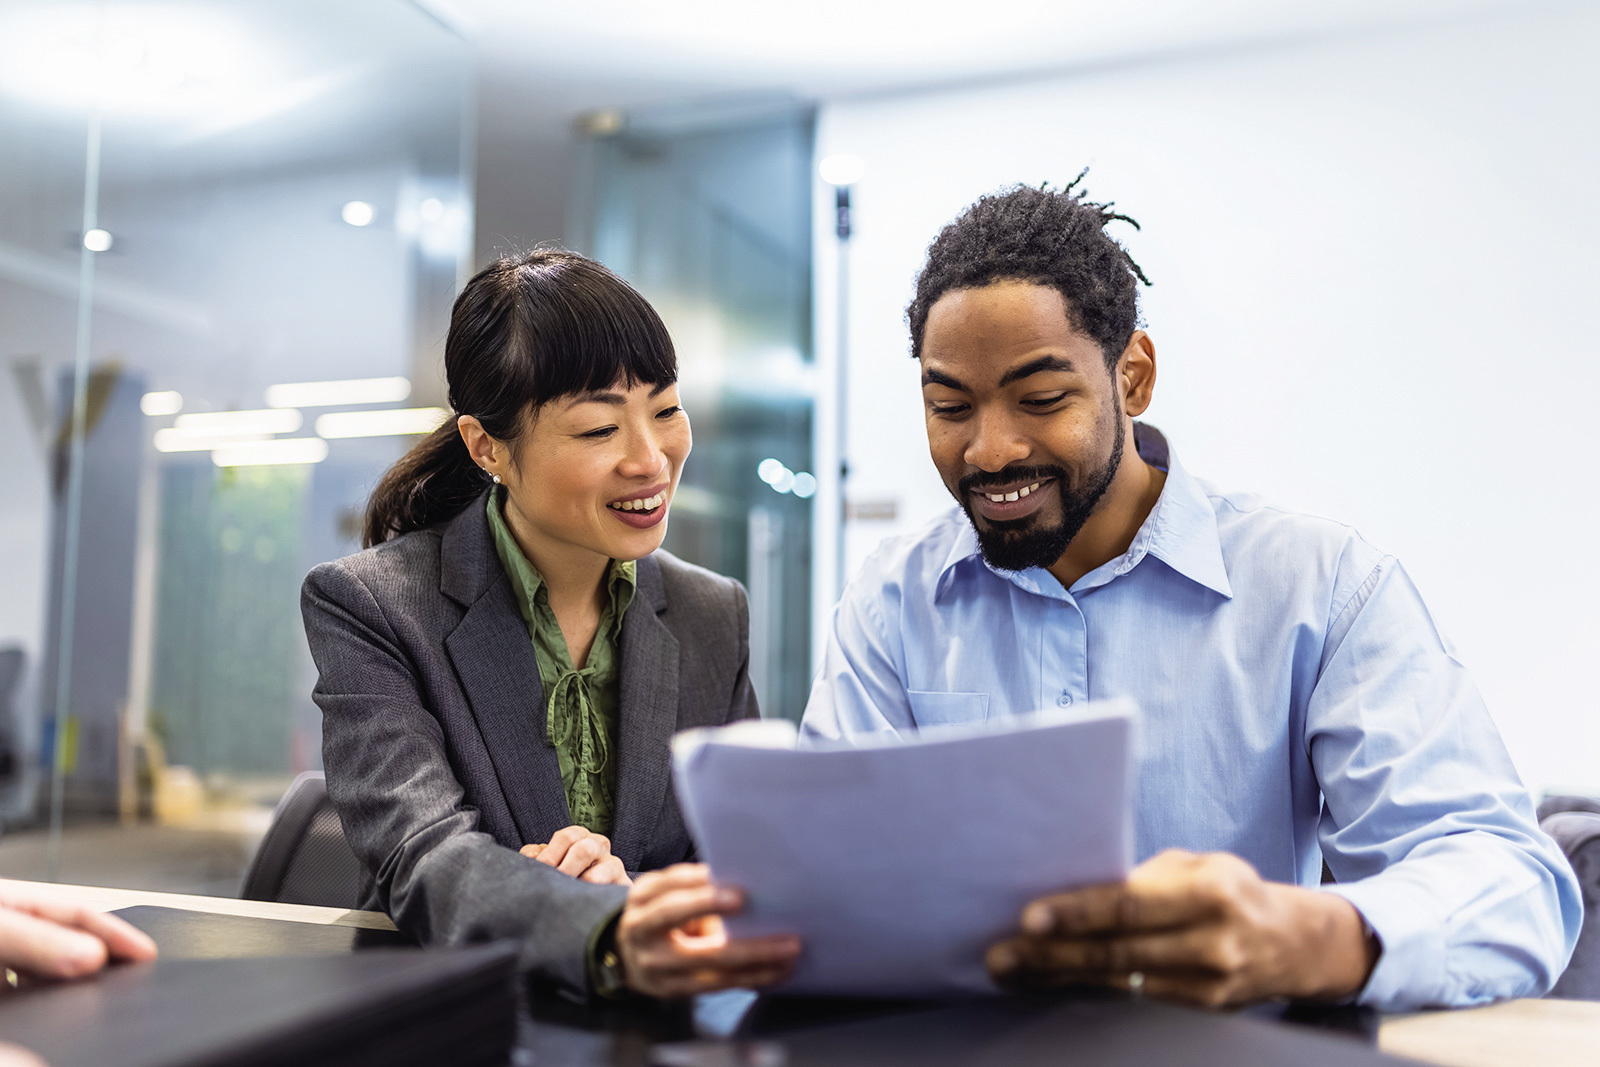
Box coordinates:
[363,249,677,547]
[907,172,1151,372]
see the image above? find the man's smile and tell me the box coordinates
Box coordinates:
[970,477,1054,523]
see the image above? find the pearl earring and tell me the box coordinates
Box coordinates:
[492,474,502,485]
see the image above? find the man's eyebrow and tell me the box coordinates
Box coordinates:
[921,368,967,391]
[998,355,1077,387]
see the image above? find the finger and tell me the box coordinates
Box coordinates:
[536,826,590,868]
[557,837,607,878]
[1000,926,1233,977]
[647,962,796,999]
[519,843,547,859]
[624,884,741,940]
[0,1042,49,1067]
[1021,855,1218,937]
[639,933,802,976]
[4,899,157,963]
[625,864,712,909]
[0,907,109,980]
[579,856,629,886]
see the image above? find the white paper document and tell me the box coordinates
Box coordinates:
[670,700,1138,997]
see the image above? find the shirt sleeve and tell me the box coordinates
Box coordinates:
[799,557,917,743]
[1307,555,1582,1009]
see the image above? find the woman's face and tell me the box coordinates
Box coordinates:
[487,380,692,566]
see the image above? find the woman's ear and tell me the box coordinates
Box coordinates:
[457,415,501,479]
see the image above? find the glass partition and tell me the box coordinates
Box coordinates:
[577,105,816,722]
[0,0,471,891]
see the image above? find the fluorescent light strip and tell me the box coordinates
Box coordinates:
[266,376,412,409]
[315,407,450,439]
[155,429,269,453]
[175,408,303,436]
[140,390,183,416]
[211,438,329,468]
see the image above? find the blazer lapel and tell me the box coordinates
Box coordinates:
[611,555,680,873]
[440,495,570,846]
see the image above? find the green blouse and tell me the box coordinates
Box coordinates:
[486,490,636,836]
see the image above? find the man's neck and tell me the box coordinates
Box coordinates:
[1045,436,1168,591]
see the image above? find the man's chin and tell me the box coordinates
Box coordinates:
[972,521,1070,573]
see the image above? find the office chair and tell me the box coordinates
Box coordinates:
[1539,794,1600,821]
[1543,809,1600,1000]
[240,771,369,909]
[0,647,24,787]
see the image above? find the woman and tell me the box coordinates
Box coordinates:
[302,251,799,999]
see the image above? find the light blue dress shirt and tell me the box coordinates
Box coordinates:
[802,426,1580,1010]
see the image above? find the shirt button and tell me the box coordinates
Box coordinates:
[1057,692,1073,707]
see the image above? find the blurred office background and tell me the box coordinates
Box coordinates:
[0,0,1595,893]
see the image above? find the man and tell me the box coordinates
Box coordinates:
[800,179,1580,1010]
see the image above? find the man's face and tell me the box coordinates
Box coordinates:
[919,280,1126,572]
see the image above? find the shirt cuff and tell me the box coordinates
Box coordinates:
[1321,878,1445,1010]
[585,905,628,1000]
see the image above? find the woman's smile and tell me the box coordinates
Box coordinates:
[607,482,670,529]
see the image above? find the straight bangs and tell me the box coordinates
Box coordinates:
[507,257,678,409]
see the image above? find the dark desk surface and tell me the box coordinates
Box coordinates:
[12,882,1599,1067]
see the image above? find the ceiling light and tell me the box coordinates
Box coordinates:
[315,407,450,439]
[265,376,411,408]
[792,472,818,499]
[155,428,267,453]
[341,201,375,227]
[211,438,329,467]
[140,390,183,416]
[818,155,865,187]
[83,228,113,252]
[175,408,303,436]
[757,458,789,486]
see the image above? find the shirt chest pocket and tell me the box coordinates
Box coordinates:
[907,690,990,728]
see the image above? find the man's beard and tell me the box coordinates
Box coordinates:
[956,415,1126,573]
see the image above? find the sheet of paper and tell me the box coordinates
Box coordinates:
[670,700,1137,997]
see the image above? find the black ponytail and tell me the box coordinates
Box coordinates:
[363,249,677,547]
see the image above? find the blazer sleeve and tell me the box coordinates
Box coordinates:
[728,578,760,723]
[301,560,627,998]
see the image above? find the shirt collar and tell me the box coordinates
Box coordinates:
[935,423,1233,601]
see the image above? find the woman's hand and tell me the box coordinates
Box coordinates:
[616,863,801,999]
[0,879,158,982]
[520,826,631,885]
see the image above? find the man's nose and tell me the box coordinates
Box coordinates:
[963,412,1030,472]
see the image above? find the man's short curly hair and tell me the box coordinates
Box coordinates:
[907,172,1151,372]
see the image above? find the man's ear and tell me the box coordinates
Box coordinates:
[1119,331,1157,417]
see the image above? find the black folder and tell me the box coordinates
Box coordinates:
[0,940,518,1067]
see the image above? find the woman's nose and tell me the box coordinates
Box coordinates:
[618,427,668,478]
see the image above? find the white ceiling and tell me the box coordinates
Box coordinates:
[443,0,1537,138]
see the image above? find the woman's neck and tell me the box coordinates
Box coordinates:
[502,494,609,663]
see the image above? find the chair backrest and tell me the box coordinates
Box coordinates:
[1543,809,1600,1000]
[240,771,369,909]
[0,647,24,782]
[1539,794,1600,822]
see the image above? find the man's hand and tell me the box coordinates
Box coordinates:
[616,863,801,999]
[986,849,1378,1008]
[521,826,630,885]
[0,879,158,982]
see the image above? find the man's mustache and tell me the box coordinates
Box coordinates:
[957,464,1067,497]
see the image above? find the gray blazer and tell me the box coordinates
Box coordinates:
[301,491,758,995]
